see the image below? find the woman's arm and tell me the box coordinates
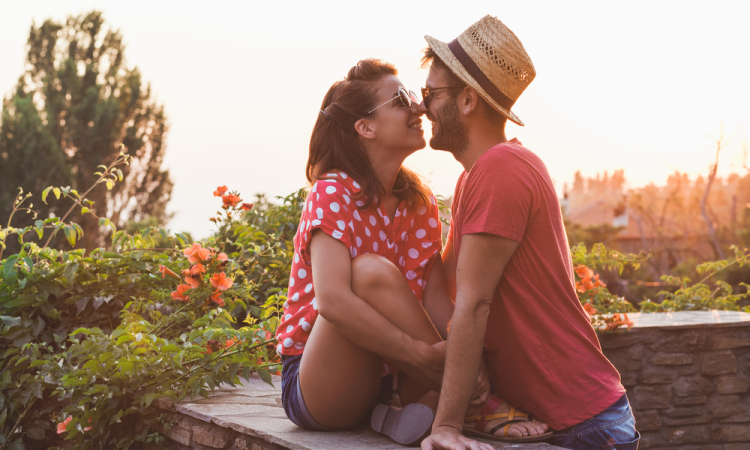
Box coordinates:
[310,230,442,379]
[421,257,454,340]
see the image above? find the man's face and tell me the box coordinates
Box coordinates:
[421,66,468,158]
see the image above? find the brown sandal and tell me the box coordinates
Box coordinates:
[463,395,553,443]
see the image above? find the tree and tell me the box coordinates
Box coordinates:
[0,11,172,252]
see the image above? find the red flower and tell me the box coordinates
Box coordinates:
[57,416,72,434]
[210,272,233,291]
[217,253,228,262]
[171,284,192,301]
[225,337,239,349]
[213,186,228,197]
[583,302,599,316]
[184,275,199,289]
[159,265,180,279]
[184,243,210,263]
[190,263,206,275]
[210,291,225,306]
[222,194,240,208]
[241,203,253,211]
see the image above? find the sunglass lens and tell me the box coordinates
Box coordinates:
[398,87,411,109]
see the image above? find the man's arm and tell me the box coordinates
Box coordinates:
[422,233,519,450]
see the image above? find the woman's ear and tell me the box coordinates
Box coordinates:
[354,118,377,140]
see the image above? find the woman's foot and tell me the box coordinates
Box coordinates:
[463,396,550,441]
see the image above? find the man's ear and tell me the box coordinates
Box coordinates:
[354,118,377,140]
[458,87,481,117]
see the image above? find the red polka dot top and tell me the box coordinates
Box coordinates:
[276,172,443,366]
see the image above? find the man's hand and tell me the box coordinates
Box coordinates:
[421,427,494,450]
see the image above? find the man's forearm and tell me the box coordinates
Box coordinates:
[432,300,490,431]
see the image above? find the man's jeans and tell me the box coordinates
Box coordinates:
[545,394,640,449]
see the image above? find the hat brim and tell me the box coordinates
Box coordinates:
[424,35,524,126]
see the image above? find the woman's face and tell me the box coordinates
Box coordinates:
[364,75,425,155]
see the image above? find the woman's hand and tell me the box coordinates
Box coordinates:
[469,358,491,407]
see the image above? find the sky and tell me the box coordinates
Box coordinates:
[1,0,749,238]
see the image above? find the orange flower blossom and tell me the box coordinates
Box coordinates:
[158,265,180,279]
[184,243,210,263]
[213,186,228,197]
[190,263,206,275]
[57,416,72,434]
[217,252,228,261]
[210,291,225,306]
[241,203,253,211]
[222,194,240,208]
[210,272,233,291]
[171,284,192,301]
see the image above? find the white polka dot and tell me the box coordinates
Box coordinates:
[352,181,361,189]
[430,195,437,205]
[283,338,294,348]
[353,210,361,221]
[291,292,300,301]
[399,256,405,267]
[428,218,438,228]
[285,314,292,321]
[337,220,346,230]
[307,201,313,212]
[316,193,320,200]
[417,279,423,286]
[415,229,426,239]
[387,241,394,249]
[365,227,371,237]
[373,241,379,252]
[356,236,362,247]
[410,219,415,227]
[298,268,307,279]
[345,188,351,195]
[326,173,338,178]
[420,259,429,268]
[418,206,427,215]
[383,216,390,226]
[332,230,343,239]
[311,219,321,226]
[401,231,408,241]
[294,253,300,263]
[340,173,348,179]
[376,208,383,217]
[277,344,283,353]
[312,183,318,193]
[408,248,419,259]
[403,208,408,216]
[283,301,290,309]
[330,202,340,213]
[350,247,357,257]
[395,209,401,217]
[326,185,337,194]
[312,298,317,310]
[286,325,294,333]
[406,270,417,280]
[348,221,354,230]
[294,342,305,350]
[369,215,376,226]
[395,244,398,253]
[343,194,350,204]
[356,200,365,207]
[422,242,433,248]
[316,207,324,219]
[305,283,313,293]
[290,275,296,286]
[379,231,386,241]
[299,317,312,331]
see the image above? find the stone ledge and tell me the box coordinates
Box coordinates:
[160,374,562,450]
[624,311,750,330]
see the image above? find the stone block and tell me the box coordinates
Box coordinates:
[641,369,677,384]
[600,332,644,349]
[702,352,738,376]
[678,365,699,375]
[193,427,228,448]
[233,438,248,450]
[663,415,712,426]
[724,443,750,450]
[634,385,672,409]
[708,396,746,418]
[669,426,711,444]
[636,433,662,449]
[674,376,714,397]
[663,406,704,418]
[621,372,637,387]
[722,414,750,423]
[718,377,750,394]
[674,395,708,405]
[167,426,191,446]
[634,410,661,431]
[711,336,750,350]
[713,425,750,442]
[608,349,644,372]
[650,332,699,353]
[651,353,694,365]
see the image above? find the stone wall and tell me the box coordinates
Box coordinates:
[599,320,750,449]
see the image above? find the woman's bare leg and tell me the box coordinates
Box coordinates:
[299,254,442,428]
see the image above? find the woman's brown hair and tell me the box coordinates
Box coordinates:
[307,59,429,208]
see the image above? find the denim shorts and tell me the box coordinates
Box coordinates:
[545,394,640,450]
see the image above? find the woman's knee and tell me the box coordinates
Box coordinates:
[351,254,403,297]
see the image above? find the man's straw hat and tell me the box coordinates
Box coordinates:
[425,15,535,126]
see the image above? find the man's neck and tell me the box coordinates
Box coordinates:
[456,126,508,173]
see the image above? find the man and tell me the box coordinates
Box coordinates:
[418,16,640,450]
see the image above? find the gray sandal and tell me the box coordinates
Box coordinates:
[370,373,435,446]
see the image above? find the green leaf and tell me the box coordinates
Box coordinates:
[3,255,19,279]
[257,368,273,387]
[117,169,123,181]
[81,207,90,214]
[42,186,52,204]
[116,335,134,345]
[106,180,114,190]
[63,262,79,283]
[63,226,76,247]
[53,187,61,199]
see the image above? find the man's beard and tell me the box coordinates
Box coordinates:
[429,99,468,158]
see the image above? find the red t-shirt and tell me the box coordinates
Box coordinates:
[450,139,624,430]
[276,171,442,375]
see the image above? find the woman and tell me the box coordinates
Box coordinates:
[276,59,548,445]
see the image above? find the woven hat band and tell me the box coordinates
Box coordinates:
[447,39,515,111]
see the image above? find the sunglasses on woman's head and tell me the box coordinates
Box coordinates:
[420,86,464,109]
[363,86,420,117]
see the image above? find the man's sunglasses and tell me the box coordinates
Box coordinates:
[364,86,420,117]
[420,86,464,109]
